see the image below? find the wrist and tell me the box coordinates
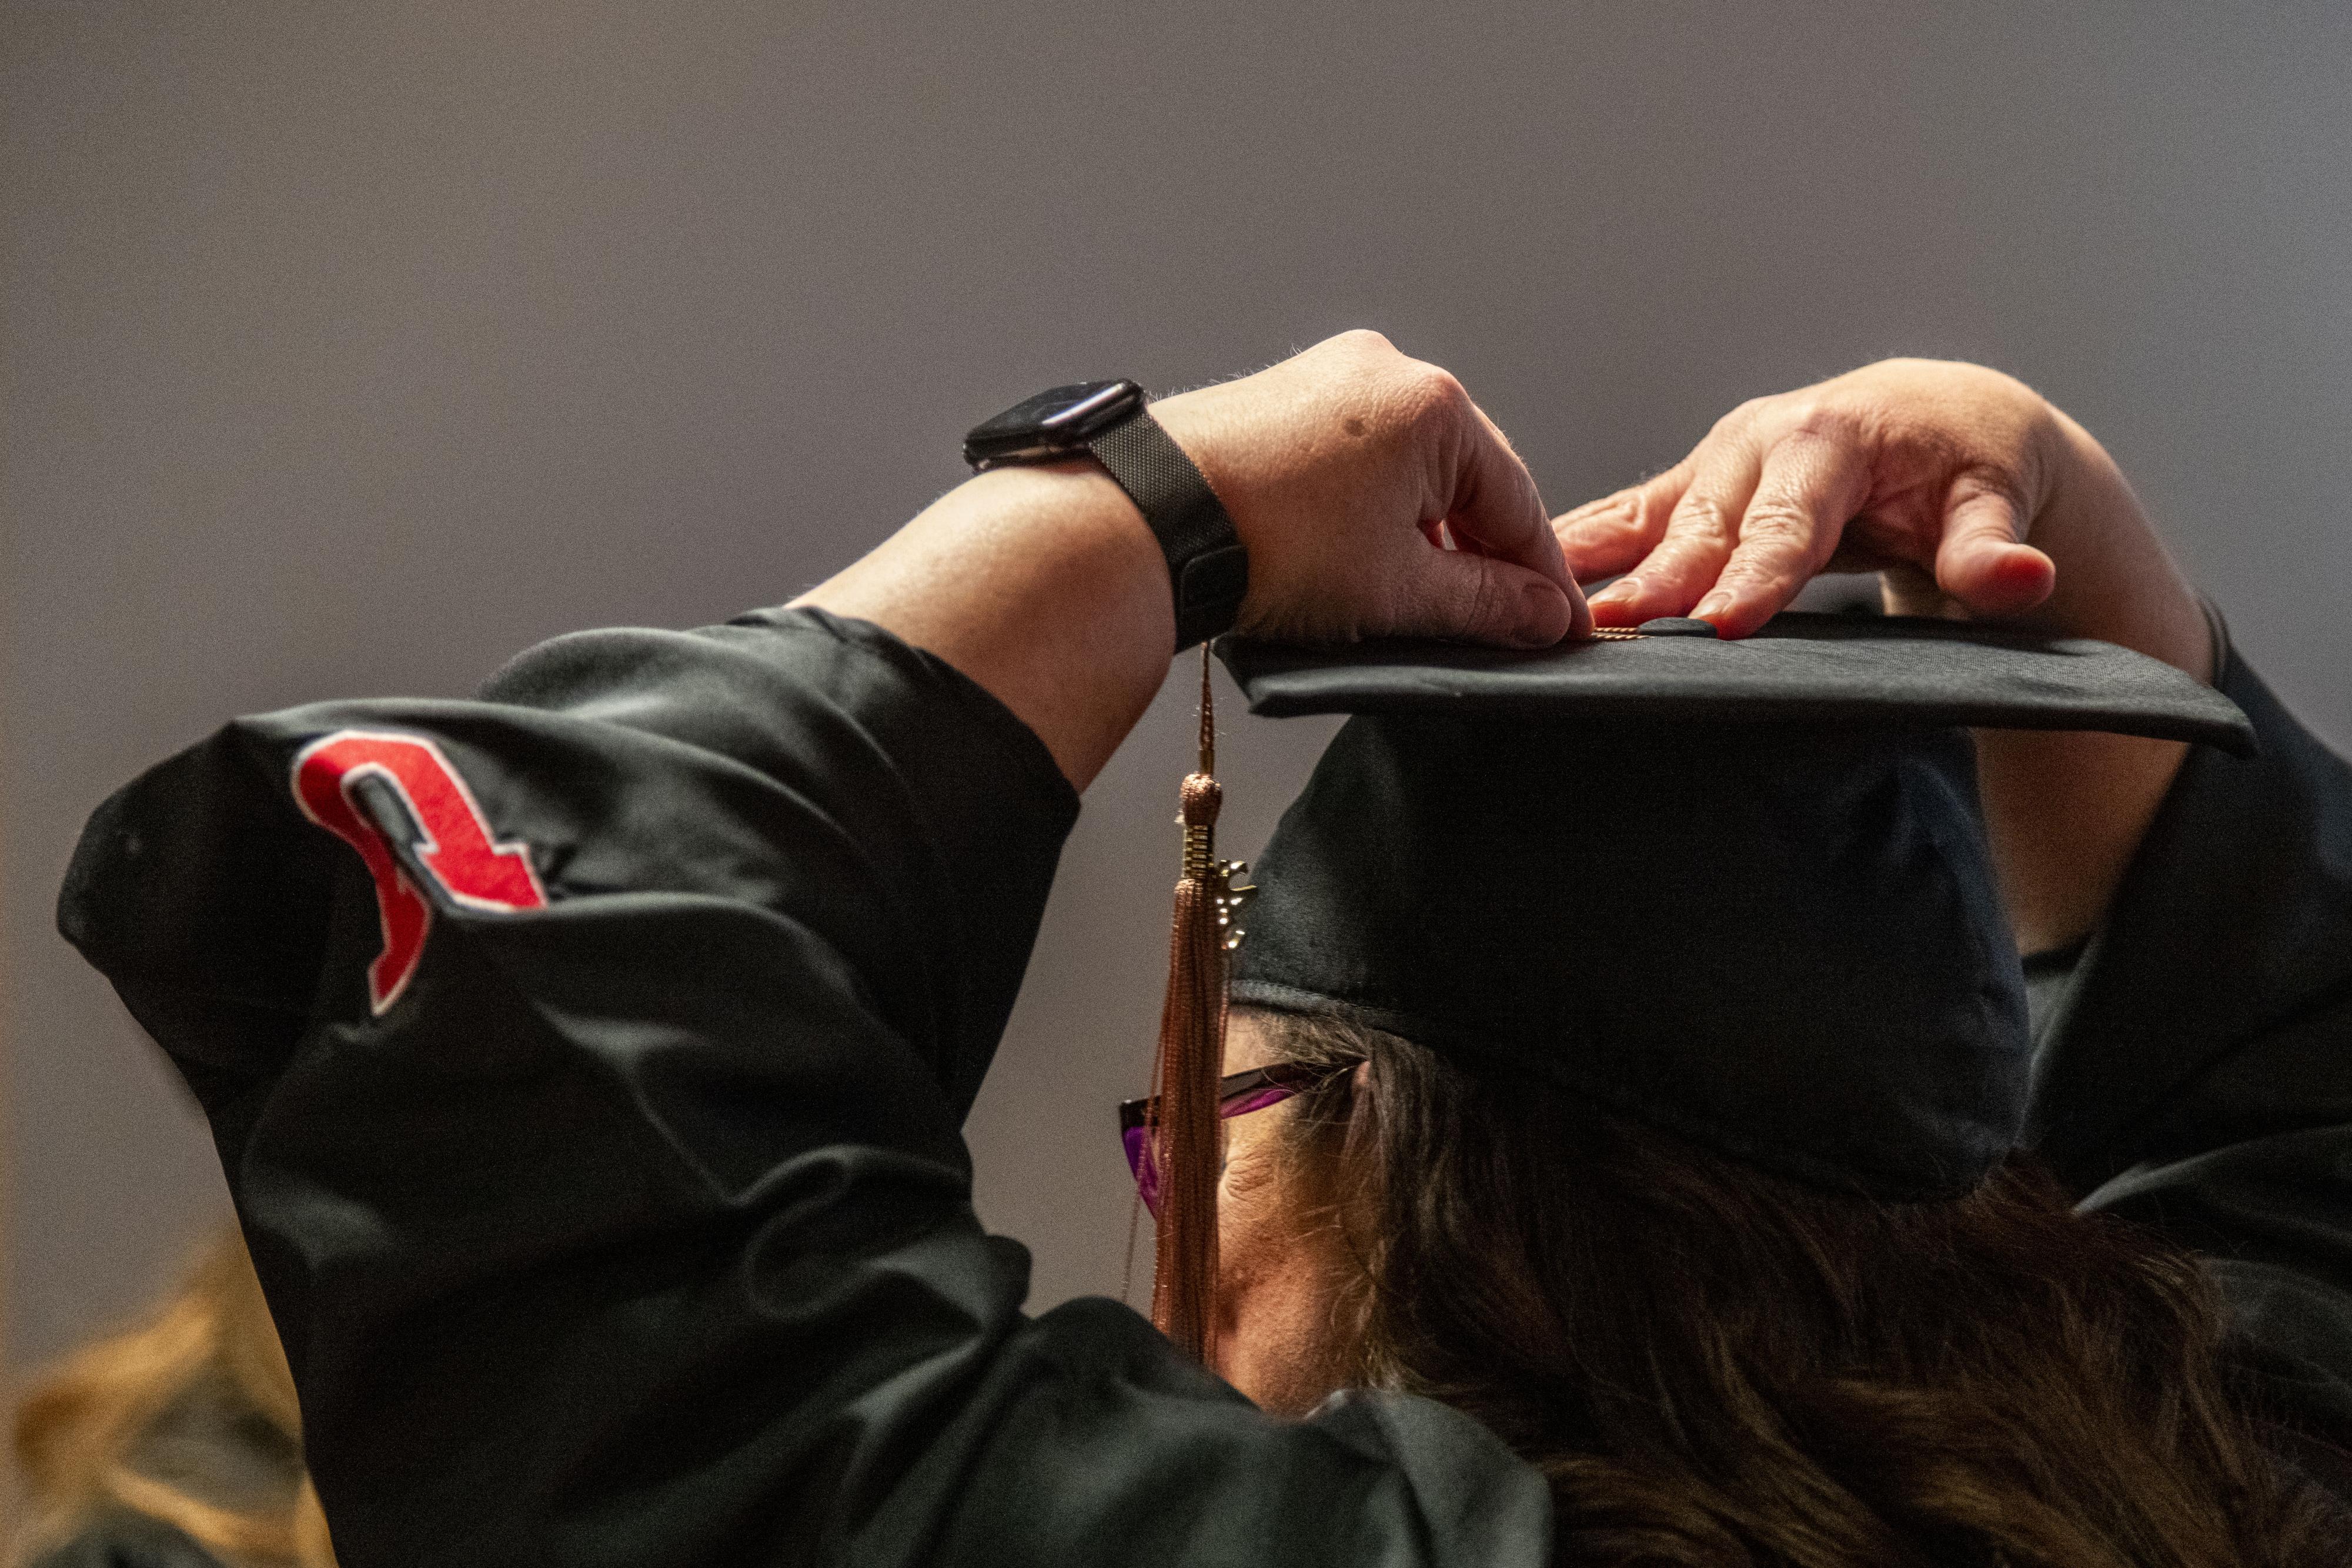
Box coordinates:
[960,379,1250,651]
[1147,381,1326,639]
[1972,410,2211,950]
[1145,385,1258,567]
[1142,386,1230,489]
[2032,413,2213,683]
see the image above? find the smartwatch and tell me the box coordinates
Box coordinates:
[963,380,1248,651]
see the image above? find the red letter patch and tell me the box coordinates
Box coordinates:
[291,730,547,1014]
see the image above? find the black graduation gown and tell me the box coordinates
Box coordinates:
[54,606,2352,1563]
[2026,617,2352,1493]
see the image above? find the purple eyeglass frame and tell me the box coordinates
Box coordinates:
[1117,1061,1355,1218]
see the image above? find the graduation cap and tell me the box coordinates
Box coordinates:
[1223,612,2253,745]
[1136,613,2249,1362]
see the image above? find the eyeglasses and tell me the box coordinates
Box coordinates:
[1117,1061,1355,1219]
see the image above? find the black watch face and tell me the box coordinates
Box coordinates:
[963,380,1144,469]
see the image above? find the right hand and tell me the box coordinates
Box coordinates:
[1155,330,1588,649]
[801,331,1582,790]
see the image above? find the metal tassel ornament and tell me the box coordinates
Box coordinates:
[1145,646,1254,1362]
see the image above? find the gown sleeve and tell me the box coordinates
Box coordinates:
[56,607,1547,1568]
[2022,614,2352,1453]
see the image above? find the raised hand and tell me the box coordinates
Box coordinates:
[1550,356,2215,949]
[802,331,1583,789]
[1157,329,1586,648]
[1554,359,2122,640]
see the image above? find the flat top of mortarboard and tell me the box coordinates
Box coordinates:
[1219,611,2254,755]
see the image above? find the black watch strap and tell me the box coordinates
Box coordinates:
[1088,410,1248,651]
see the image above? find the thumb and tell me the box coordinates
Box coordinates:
[1935,481,2057,616]
[1389,549,1581,648]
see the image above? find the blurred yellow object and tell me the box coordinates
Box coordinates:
[10,1228,334,1568]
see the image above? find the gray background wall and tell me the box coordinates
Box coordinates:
[6,1,2348,1402]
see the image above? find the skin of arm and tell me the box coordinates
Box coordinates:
[796,330,1589,790]
[1550,359,2211,953]
[1947,412,2211,954]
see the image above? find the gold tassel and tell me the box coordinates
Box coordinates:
[1147,647,1251,1362]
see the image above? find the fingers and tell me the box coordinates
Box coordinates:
[1552,464,1688,583]
[1436,397,1590,642]
[1445,402,1576,589]
[1686,431,1870,638]
[1935,477,2056,615]
[1583,433,1765,627]
[1551,362,2067,640]
[1391,549,1578,648]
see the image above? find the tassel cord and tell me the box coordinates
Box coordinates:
[1148,647,1231,1362]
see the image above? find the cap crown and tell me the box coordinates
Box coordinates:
[1230,711,2029,1197]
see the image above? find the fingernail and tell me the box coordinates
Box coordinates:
[1590,577,1639,606]
[1692,594,1730,621]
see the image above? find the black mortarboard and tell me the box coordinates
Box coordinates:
[1218,613,2252,1201]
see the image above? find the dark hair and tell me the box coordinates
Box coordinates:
[1254,1008,2345,1567]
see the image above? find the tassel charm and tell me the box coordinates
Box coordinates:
[1215,859,1255,952]
[1147,649,1240,1362]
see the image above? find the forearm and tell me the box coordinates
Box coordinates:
[1903,414,2214,952]
[794,462,1175,791]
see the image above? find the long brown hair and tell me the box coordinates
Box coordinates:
[1257,1009,2346,1567]
[10,1228,335,1568]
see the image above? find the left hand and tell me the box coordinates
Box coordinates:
[1549,356,2212,950]
[1551,359,2073,638]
